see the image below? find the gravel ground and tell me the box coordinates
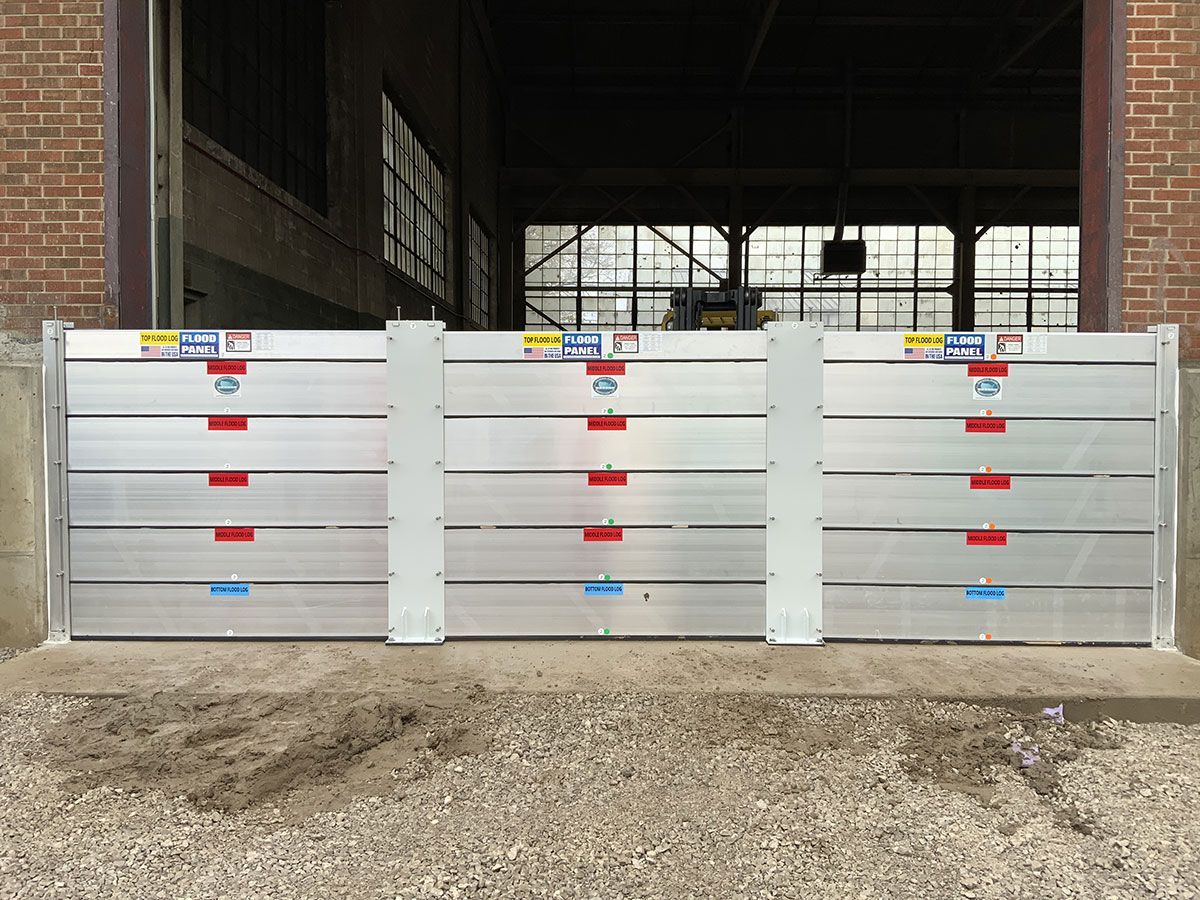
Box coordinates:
[0,690,1198,899]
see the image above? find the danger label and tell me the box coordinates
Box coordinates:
[208,472,249,487]
[208,360,247,375]
[970,475,1011,490]
[968,363,1009,378]
[214,527,255,542]
[965,418,1006,433]
[587,416,627,431]
[588,472,628,486]
[587,362,625,376]
[583,527,624,542]
[208,416,248,431]
[966,531,1008,546]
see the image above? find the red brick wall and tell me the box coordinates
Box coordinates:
[0,1,109,335]
[1123,1,1200,357]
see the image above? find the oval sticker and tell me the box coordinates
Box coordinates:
[973,377,1001,398]
[592,376,619,396]
[214,375,241,395]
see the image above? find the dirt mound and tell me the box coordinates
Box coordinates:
[899,703,1123,810]
[45,691,488,813]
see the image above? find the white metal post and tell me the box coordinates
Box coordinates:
[1152,323,1179,649]
[386,321,446,644]
[42,320,72,642]
[765,321,824,645]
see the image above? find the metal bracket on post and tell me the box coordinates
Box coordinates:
[42,320,71,643]
[386,321,446,644]
[1151,323,1179,650]
[764,321,824,645]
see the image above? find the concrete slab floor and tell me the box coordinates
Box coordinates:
[2,640,1200,722]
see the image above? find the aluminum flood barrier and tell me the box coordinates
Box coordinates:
[45,322,1177,647]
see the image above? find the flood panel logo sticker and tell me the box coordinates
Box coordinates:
[944,332,985,360]
[562,332,602,359]
[179,331,220,358]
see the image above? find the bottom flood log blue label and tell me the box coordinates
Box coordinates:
[584,582,624,596]
[965,586,1006,600]
[210,583,250,597]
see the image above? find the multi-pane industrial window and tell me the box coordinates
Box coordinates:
[382,93,447,297]
[467,215,492,328]
[975,226,1079,331]
[525,224,1079,333]
[182,0,328,213]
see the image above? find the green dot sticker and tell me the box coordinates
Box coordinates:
[598,627,611,635]
[599,574,609,581]
[606,408,614,414]
[605,518,615,525]
[605,463,613,470]
[606,352,613,358]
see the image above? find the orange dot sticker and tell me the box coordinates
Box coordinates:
[979,633,994,641]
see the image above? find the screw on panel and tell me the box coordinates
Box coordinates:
[768,516,776,521]
[435,515,442,521]
[388,516,395,521]
[434,460,443,466]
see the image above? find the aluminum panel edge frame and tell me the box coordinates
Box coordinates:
[43,321,71,641]
[1152,324,1179,649]
[386,322,445,644]
[765,321,824,645]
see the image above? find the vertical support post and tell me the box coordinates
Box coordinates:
[952,186,977,331]
[42,321,72,642]
[1152,323,1179,649]
[386,321,446,644]
[765,321,824,645]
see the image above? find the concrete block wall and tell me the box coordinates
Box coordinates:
[0,1,109,334]
[0,335,47,648]
[1124,2,1200,358]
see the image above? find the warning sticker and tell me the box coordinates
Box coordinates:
[208,472,249,487]
[210,583,250,597]
[965,586,1007,600]
[139,330,180,358]
[587,362,625,376]
[208,360,247,375]
[225,331,252,354]
[945,333,985,360]
[613,333,639,355]
[903,333,944,360]
[966,531,1008,546]
[968,362,1008,378]
[522,333,563,360]
[179,331,220,358]
[584,582,625,596]
[563,332,602,359]
[208,416,248,431]
[214,527,255,542]
[995,334,1023,356]
[587,416,627,431]
[970,475,1011,490]
[965,418,1006,433]
[972,377,1003,401]
[588,471,628,486]
[583,527,624,542]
